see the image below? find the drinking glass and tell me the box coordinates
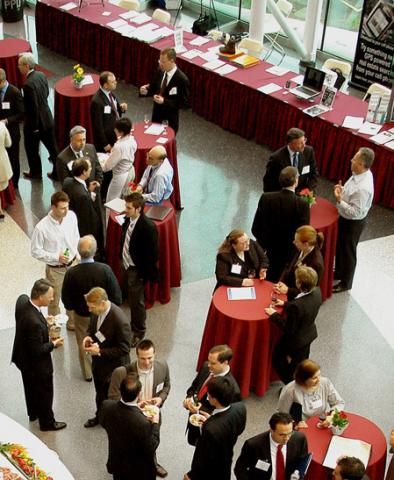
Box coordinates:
[162,119,169,134]
[247,269,256,279]
[144,114,150,129]
[270,291,278,309]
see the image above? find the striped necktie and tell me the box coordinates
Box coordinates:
[293,152,299,169]
[122,220,134,269]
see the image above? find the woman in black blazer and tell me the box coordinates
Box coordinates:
[276,225,324,300]
[215,229,269,288]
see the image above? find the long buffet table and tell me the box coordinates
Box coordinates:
[35,0,394,209]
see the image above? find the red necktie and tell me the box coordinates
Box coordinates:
[276,444,285,480]
[109,92,120,119]
[197,373,213,400]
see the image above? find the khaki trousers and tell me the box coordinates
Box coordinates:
[45,264,75,328]
[72,312,92,379]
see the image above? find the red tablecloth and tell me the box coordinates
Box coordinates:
[197,281,285,398]
[0,38,31,89]
[132,122,181,209]
[35,0,394,208]
[310,197,338,301]
[304,413,387,480]
[0,180,16,208]
[105,200,181,307]
[54,74,99,150]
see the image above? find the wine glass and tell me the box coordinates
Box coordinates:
[144,114,150,129]
[247,269,256,279]
[162,119,169,135]
[270,291,278,309]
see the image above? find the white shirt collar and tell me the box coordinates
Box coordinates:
[212,405,231,415]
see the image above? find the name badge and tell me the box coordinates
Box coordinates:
[2,102,10,109]
[231,264,242,274]
[104,105,111,114]
[156,382,164,393]
[255,459,270,471]
[310,398,323,409]
[96,331,106,343]
[169,87,177,95]
[302,165,310,175]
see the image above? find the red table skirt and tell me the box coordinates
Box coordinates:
[304,412,387,480]
[35,0,394,209]
[105,201,181,307]
[0,181,16,208]
[0,39,32,89]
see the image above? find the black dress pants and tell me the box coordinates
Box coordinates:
[273,337,311,385]
[21,369,55,427]
[335,216,366,289]
[24,125,58,176]
[124,266,146,337]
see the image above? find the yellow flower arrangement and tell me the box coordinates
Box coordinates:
[72,63,85,84]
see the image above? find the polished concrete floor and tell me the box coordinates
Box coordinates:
[0,5,394,480]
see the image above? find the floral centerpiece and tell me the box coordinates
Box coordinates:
[330,409,349,435]
[299,188,316,207]
[72,64,85,89]
[0,443,54,479]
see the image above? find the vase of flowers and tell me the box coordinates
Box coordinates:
[299,188,316,207]
[330,409,349,436]
[72,64,85,89]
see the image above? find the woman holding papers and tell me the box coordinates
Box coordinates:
[265,266,322,385]
[277,359,345,429]
[101,117,137,204]
[215,229,269,289]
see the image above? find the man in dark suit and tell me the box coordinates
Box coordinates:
[184,377,247,480]
[11,279,66,431]
[265,266,322,384]
[234,412,308,480]
[120,193,159,347]
[63,158,104,257]
[140,48,190,134]
[183,344,241,446]
[90,71,127,199]
[17,53,58,180]
[100,373,160,480]
[252,166,310,282]
[263,127,318,194]
[0,68,24,189]
[108,339,170,478]
[82,287,131,428]
[62,235,122,381]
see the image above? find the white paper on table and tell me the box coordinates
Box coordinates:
[258,83,282,94]
[203,59,225,70]
[117,24,136,37]
[102,11,111,16]
[115,214,126,225]
[322,436,371,470]
[369,130,394,144]
[208,45,221,53]
[384,139,394,150]
[358,122,382,135]
[189,36,210,46]
[119,10,139,19]
[156,137,168,144]
[108,0,120,4]
[131,13,152,24]
[59,2,77,10]
[106,18,128,29]
[266,65,289,76]
[145,124,164,135]
[227,287,256,301]
[388,127,394,133]
[199,51,218,61]
[181,49,201,59]
[342,116,364,129]
[97,152,110,166]
[214,64,238,76]
[303,104,329,117]
[155,26,174,37]
[133,28,162,43]
[81,74,94,86]
[290,74,304,84]
[105,198,126,214]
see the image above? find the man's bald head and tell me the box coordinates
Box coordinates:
[78,235,97,259]
[147,146,167,166]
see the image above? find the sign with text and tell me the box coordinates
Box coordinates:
[351,0,394,90]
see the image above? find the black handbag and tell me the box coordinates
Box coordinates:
[192,12,217,36]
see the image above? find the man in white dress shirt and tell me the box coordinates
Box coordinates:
[136,146,173,205]
[31,191,80,328]
[333,147,375,293]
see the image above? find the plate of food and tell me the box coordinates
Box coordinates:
[142,404,159,419]
[189,413,205,427]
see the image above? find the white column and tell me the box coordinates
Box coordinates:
[303,0,324,63]
[249,0,268,43]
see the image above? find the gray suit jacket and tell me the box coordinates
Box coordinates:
[57,143,103,185]
[108,359,170,405]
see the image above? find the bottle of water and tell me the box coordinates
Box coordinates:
[290,470,300,480]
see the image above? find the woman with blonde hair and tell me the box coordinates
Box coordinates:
[215,229,269,288]
[275,224,324,299]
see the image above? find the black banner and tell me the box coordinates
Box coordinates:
[351,0,394,91]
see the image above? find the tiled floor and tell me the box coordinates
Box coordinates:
[0,5,393,480]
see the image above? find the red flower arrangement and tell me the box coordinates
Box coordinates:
[331,409,349,428]
[299,188,316,206]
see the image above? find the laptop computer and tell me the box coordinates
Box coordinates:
[290,66,326,100]
[145,205,172,221]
